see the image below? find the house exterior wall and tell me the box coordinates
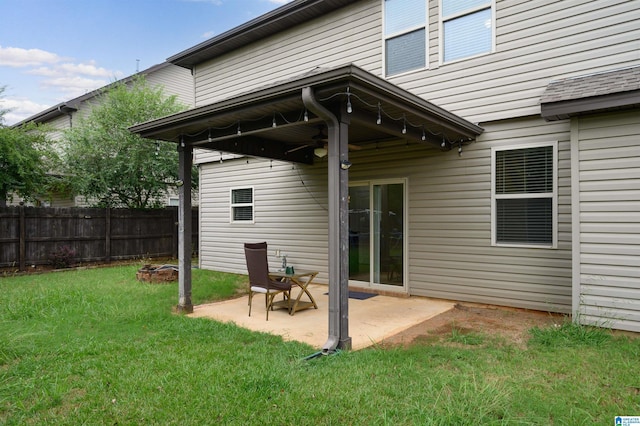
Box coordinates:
[199,115,573,312]
[145,64,194,108]
[572,110,640,332]
[198,158,329,276]
[192,0,640,124]
[193,0,640,315]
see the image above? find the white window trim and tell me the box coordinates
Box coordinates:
[230,186,255,224]
[438,0,496,65]
[382,0,429,77]
[490,141,558,249]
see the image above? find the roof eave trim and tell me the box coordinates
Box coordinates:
[130,64,483,139]
[541,90,640,121]
[168,0,358,68]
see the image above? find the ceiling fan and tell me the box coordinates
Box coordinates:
[286,124,360,157]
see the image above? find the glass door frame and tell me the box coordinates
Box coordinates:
[348,178,408,293]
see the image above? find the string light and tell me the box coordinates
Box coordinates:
[197,86,469,151]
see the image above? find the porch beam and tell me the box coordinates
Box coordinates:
[190,135,315,165]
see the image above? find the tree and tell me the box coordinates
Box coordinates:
[0,86,58,207]
[0,85,9,123]
[0,123,57,207]
[61,76,192,209]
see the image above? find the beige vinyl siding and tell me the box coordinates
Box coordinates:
[198,115,572,312]
[193,149,241,165]
[574,110,640,332]
[397,0,640,123]
[193,1,382,107]
[198,158,330,280]
[346,116,572,312]
[46,114,72,137]
[145,64,194,108]
[192,0,638,124]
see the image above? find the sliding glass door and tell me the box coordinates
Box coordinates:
[348,180,405,289]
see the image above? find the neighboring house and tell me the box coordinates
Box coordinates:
[131,0,640,341]
[13,62,194,207]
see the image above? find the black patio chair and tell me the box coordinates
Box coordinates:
[244,242,292,320]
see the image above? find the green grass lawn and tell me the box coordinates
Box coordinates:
[1,264,639,425]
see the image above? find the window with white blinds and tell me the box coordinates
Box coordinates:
[492,143,557,247]
[441,0,493,63]
[230,187,254,223]
[384,0,427,76]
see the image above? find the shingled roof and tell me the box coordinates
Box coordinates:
[541,65,640,121]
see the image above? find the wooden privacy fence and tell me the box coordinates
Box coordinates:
[0,207,199,271]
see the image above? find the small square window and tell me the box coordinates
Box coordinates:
[230,187,254,223]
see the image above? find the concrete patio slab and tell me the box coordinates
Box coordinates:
[189,284,455,350]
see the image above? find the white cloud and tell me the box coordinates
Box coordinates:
[0,45,63,68]
[0,96,52,125]
[41,75,110,98]
[267,0,293,4]
[1,45,124,122]
[28,61,122,79]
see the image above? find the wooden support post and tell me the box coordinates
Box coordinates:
[176,141,193,313]
[19,205,25,271]
[105,207,111,263]
[336,113,351,350]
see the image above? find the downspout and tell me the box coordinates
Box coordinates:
[58,105,73,128]
[302,86,352,352]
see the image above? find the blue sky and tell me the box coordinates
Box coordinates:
[0,0,291,125]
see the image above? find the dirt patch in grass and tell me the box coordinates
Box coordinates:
[0,257,177,277]
[383,302,567,348]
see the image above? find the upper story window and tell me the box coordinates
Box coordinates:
[491,143,557,248]
[230,187,254,223]
[384,0,427,76]
[441,0,494,63]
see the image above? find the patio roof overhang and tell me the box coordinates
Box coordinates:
[130,64,483,163]
[130,64,483,352]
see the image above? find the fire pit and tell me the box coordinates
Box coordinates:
[136,264,179,283]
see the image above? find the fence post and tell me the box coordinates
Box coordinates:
[172,207,178,259]
[105,207,111,263]
[19,205,25,271]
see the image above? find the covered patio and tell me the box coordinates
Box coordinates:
[130,64,483,352]
[189,284,455,350]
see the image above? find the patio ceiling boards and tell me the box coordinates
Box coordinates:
[129,64,483,162]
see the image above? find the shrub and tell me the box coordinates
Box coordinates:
[48,245,77,269]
